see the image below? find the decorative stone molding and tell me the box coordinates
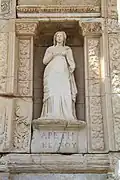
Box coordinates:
[107,19,120,34]
[79,21,102,36]
[33,119,86,129]
[1,0,10,14]
[109,34,120,150]
[0,154,109,173]
[0,0,15,19]
[17,5,100,14]
[12,98,32,153]
[109,153,120,178]
[108,0,117,19]
[18,0,100,6]
[0,97,14,152]
[0,32,8,94]
[17,39,32,97]
[15,20,39,36]
[84,37,105,152]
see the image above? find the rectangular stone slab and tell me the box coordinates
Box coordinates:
[11,174,107,180]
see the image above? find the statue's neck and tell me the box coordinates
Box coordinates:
[56,43,63,47]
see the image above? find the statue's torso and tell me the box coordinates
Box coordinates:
[44,46,69,75]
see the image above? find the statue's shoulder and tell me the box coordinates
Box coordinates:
[65,46,72,51]
[46,46,54,51]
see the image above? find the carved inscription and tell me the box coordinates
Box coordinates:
[40,131,77,150]
[32,130,77,153]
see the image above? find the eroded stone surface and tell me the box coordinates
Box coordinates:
[11,174,107,180]
[18,0,100,6]
[31,119,87,153]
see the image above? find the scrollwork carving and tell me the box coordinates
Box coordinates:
[16,21,38,35]
[17,5,100,14]
[13,100,31,152]
[18,39,31,96]
[88,38,100,79]
[90,97,104,150]
[108,0,117,19]
[0,33,8,93]
[107,19,120,33]
[1,0,10,14]
[88,38,104,151]
[109,34,120,94]
[109,35,120,150]
[79,22,102,36]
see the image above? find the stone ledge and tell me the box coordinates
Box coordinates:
[17,5,100,14]
[32,118,86,129]
[0,154,110,173]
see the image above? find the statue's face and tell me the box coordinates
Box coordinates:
[56,32,64,44]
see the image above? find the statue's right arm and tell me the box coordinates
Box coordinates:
[43,47,53,65]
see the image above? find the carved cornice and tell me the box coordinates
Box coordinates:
[15,20,39,36]
[32,119,86,129]
[17,5,100,14]
[79,21,102,36]
[0,154,109,173]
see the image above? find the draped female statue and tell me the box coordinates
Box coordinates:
[40,31,77,121]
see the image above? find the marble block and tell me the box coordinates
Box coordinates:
[31,119,87,153]
[11,174,107,180]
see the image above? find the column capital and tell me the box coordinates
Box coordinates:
[15,20,39,36]
[79,21,102,36]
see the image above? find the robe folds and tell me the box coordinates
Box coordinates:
[40,46,77,120]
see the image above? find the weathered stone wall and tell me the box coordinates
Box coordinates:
[0,0,120,179]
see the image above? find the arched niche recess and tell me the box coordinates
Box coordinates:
[33,21,85,121]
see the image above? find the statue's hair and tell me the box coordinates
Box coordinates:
[53,31,67,46]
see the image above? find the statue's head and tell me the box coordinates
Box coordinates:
[53,31,67,46]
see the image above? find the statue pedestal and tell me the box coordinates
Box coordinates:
[31,119,87,153]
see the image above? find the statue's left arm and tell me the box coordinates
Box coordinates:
[66,47,75,73]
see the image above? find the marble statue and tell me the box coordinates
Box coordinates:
[40,31,77,120]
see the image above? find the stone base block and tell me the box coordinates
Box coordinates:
[31,119,87,153]
[11,174,107,180]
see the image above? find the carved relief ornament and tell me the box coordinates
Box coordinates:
[1,0,10,14]
[15,21,39,36]
[17,5,100,14]
[79,21,102,36]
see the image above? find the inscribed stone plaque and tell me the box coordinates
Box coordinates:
[31,130,77,153]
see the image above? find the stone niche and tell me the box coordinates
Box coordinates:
[33,21,85,121]
[31,21,87,153]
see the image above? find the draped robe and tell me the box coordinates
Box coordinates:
[40,45,77,120]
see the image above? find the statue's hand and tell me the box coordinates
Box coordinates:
[52,51,61,57]
[69,66,74,73]
[61,51,66,56]
[53,50,66,57]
